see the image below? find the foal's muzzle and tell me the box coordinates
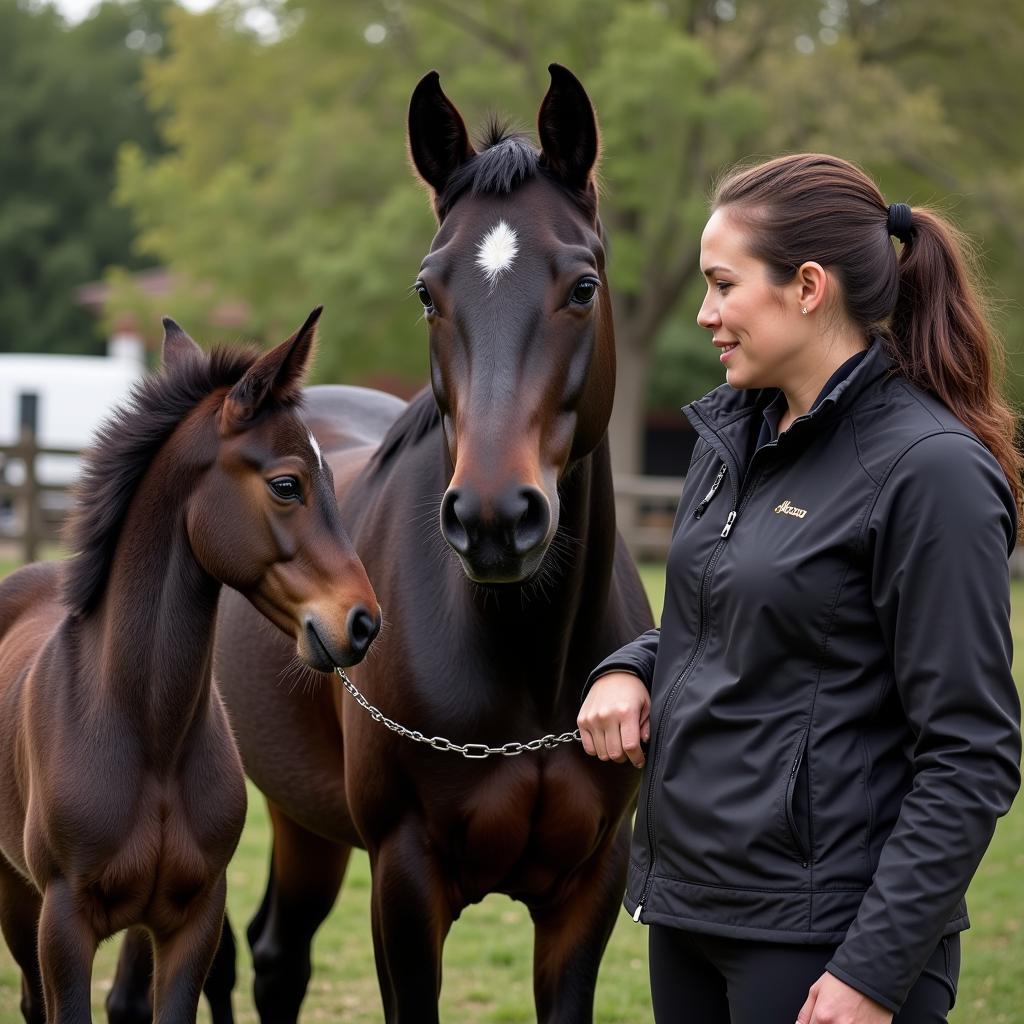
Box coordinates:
[301,605,381,671]
[440,483,552,583]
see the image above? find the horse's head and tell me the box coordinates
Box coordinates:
[409,64,615,585]
[163,310,380,670]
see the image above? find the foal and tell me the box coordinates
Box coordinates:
[0,310,379,1023]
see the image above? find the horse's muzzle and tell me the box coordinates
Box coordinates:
[440,484,552,583]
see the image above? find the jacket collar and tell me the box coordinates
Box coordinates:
[682,339,894,480]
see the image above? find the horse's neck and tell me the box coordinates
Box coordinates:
[81,467,220,763]
[467,439,618,707]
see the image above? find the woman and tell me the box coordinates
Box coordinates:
[578,154,1022,1024]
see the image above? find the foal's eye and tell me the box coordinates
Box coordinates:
[570,278,599,305]
[269,476,301,501]
[414,282,434,311]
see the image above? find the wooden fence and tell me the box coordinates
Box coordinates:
[0,431,79,563]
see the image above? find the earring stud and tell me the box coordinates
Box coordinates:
[801,306,808,316]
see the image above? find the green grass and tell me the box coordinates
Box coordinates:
[1,562,1023,1021]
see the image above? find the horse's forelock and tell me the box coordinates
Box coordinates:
[437,132,540,220]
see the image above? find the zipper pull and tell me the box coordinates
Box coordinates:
[694,462,727,519]
[720,510,737,538]
[632,902,644,922]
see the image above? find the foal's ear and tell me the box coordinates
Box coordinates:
[161,317,203,370]
[408,70,475,203]
[537,63,599,193]
[222,306,321,433]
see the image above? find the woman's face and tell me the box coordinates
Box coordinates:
[697,208,810,392]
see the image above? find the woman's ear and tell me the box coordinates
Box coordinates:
[795,261,828,315]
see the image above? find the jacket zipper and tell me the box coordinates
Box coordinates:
[693,462,727,519]
[633,442,774,923]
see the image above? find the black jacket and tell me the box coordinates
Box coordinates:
[589,341,1021,1011]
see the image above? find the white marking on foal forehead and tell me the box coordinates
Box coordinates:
[475,220,519,284]
[308,431,323,470]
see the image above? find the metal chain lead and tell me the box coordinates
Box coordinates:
[334,667,581,759]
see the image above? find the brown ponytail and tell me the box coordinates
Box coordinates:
[887,209,1022,528]
[713,154,1023,530]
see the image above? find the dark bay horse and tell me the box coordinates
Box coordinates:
[209,65,653,1023]
[0,310,379,1023]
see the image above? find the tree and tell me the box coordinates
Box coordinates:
[0,0,167,355]
[113,0,1024,475]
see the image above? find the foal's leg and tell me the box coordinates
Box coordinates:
[37,880,98,1024]
[248,802,351,1024]
[150,877,228,1024]
[529,825,631,1024]
[369,822,454,1024]
[0,859,45,1024]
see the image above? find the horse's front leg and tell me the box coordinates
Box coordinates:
[106,927,154,1024]
[370,821,454,1024]
[247,802,351,1024]
[529,822,631,1024]
[37,880,98,1024]
[149,876,227,1024]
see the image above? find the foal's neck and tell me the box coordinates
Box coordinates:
[82,436,220,763]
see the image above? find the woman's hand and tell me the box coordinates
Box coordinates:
[577,672,651,768]
[796,972,893,1024]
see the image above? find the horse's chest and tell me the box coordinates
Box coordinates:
[447,755,607,899]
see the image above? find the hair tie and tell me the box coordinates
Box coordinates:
[887,202,914,244]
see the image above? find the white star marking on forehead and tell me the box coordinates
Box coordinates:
[308,431,323,470]
[475,220,519,285]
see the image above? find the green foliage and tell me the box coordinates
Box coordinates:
[110,0,1024,422]
[0,0,167,355]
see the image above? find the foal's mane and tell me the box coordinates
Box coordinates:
[63,345,262,617]
[437,121,593,220]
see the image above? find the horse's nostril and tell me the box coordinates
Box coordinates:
[347,604,380,656]
[440,488,473,554]
[510,486,549,555]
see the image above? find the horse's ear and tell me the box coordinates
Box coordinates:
[161,317,203,370]
[408,70,475,202]
[222,306,321,433]
[537,63,599,193]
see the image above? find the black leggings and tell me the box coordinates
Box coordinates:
[648,926,959,1024]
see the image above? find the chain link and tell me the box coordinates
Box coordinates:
[334,668,581,759]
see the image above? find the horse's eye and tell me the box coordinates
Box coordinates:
[415,283,434,310]
[570,278,598,305]
[269,476,301,501]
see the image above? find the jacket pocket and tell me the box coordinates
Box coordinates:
[785,728,811,866]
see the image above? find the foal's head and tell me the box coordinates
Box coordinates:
[409,65,614,585]
[66,309,380,671]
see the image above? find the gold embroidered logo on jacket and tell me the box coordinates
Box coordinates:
[774,499,808,519]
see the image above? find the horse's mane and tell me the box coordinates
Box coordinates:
[366,387,441,478]
[62,345,264,616]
